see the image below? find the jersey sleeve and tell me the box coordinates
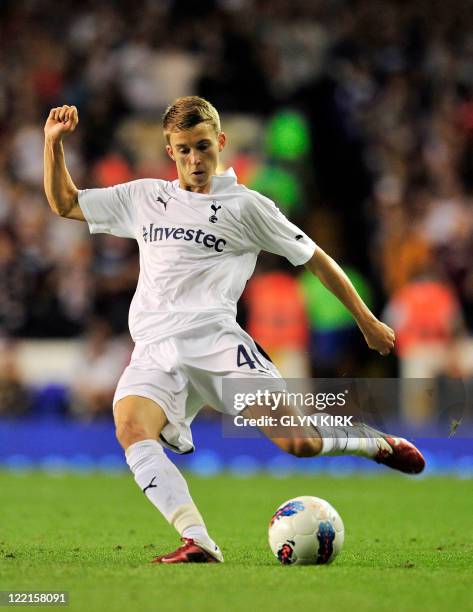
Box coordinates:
[78,181,139,239]
[241,192,316,266]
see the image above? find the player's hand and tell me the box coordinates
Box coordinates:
[44,105,79,142]
[360,318,395,356]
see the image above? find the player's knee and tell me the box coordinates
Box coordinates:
[115,418,150,449]
[288,437,321,458]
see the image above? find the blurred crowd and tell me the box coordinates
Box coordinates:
[1,0,473,421]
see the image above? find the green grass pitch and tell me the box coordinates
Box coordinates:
[0,471,471,612]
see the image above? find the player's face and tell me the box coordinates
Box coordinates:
[166,123,226,194]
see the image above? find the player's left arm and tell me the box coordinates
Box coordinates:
[305,247,395,355]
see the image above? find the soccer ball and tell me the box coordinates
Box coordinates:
[268,496,344,565]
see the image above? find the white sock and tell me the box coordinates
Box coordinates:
[125,439,216,548]
[316,424,381,458]
[182,525,211,543]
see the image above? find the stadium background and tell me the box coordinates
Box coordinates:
[1,0,472,475]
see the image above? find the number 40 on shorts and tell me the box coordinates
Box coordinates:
[236,344,268,371]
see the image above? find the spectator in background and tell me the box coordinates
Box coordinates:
[430,201,473,332]
[0,339,30,417]
[299,208,375,376]
[70,318,131,420]
[300,262,374,376]
[0,225,29,335]
[384,273,464,425]
[92,235,139,334]
[56,238,94,333]
[244,267,310,377]
[372,176,433,295]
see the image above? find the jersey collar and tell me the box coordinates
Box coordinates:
[172,167,237,197]
[209,167,237,194]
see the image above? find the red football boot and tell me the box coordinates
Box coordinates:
[357,423,425,474]
[374,434,425,474]
[152,538,224,564]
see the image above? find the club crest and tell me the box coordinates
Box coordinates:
[209,201,221,223]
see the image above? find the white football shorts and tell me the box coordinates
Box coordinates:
[113,319,283,454]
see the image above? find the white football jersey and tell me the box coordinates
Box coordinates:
[78,168,316,344]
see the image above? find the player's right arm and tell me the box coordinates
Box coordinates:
[43,104,84,221]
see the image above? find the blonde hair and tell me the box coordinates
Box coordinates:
[162,96,221,143]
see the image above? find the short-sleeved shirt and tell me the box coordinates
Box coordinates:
[78,168,316,344]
